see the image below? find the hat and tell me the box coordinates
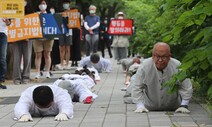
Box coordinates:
[117,12,124,15]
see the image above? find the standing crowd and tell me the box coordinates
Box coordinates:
[0,0,193,122]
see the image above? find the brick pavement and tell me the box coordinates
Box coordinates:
[0,57,211,127]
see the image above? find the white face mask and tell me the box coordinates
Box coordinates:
[50,9,55,14]
[89,10,96,14]
[118,16,124,19]
[63,3,69,10]
[39,4,47,11]
[36,105,51,112]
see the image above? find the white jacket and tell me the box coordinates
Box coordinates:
[14,85,74,119]
[53,74,98,102]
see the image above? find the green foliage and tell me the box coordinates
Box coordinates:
[123,0,212,108]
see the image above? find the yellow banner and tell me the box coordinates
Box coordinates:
[0,0,24,18]
[62,9,81,28]
[8,13,43,42]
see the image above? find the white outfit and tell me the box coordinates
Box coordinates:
[76,67,101,81]
[53,74,98,102]
[14,85,74,119]
[79,56,112,73]
[0,18,8,35]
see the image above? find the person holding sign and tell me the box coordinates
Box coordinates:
[84,5,100,56]
[0,17,11,89]
[57,0,72,70]
[12,0,34,85]
[33,0,54,79]
[111,12,130,64]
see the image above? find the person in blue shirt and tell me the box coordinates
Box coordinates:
[79,53,111,73]
[84,5,100,56]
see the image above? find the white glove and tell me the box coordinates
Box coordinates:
[175,107,190,113]
[134,107,149,113]
[134,102,149,113]
[18,114,33,122]
[55,113,68,121]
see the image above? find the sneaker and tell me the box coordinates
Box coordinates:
[83,96,93,104]
[35,72,41,79]
[22,81,28,84]
[45,72,51,78]
[64,65,71,70]
[14,80,21,85]
[56,64,64,70]
[0,83,7,89]
[121,87,127,91]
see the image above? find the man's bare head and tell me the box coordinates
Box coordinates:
[152,42,171,70]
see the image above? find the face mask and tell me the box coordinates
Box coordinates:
[50,9,55,14]
[36,105,51,112]
[91,62,97,66]
[63,3,69,10]
[39,4,47,11]
[104,20,107,24]
[24,1,27,7]
[118,16,124,19]
[89,10,96,14]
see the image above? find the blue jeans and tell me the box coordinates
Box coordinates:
[85,34,99,56]
[0,33,8,82]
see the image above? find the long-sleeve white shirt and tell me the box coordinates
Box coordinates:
[79,56,112,73]
[0,18,8,35]
[132,58,193,111]
[14,85,74,119]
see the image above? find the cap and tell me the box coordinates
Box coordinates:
[117,12,124,15]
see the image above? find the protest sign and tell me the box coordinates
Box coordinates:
[39,13,63,39]
[8,13,42,42]
[108,19,133,35]
[62,9,81,28]
[0,0,24,18]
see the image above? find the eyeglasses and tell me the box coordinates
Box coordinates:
[153,54,170,61]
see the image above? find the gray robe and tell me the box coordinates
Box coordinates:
[132,57,193,111]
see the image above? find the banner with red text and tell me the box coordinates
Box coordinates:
[108,19,133,35]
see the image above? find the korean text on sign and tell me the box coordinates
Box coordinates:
[108,19,133,35]
[8,13,43,42]
[0,0,24,18]
[62,9,81,28]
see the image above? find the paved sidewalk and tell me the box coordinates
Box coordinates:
[0,57,212,127]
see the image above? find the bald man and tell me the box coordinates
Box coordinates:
[132,42,193,113]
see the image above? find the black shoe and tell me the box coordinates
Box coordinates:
[49,71,53,76]
[0,83,7,89]
[75,62,78,67]
[40,71,43,76]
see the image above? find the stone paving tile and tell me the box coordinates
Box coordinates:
[0,57,212,127]
[103,114,126,127]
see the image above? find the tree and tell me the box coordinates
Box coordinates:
[123,0,212,108]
